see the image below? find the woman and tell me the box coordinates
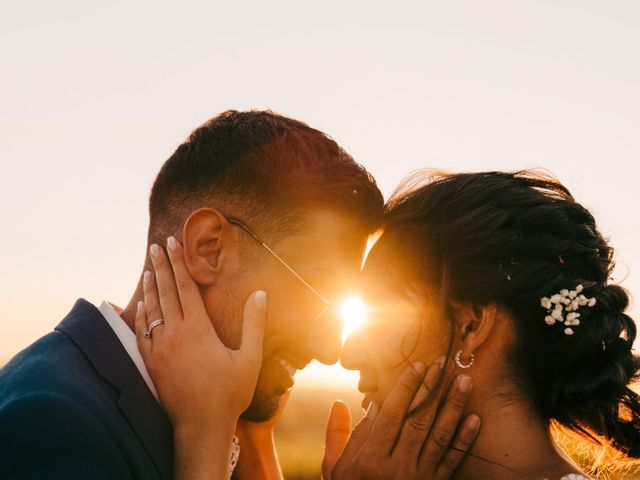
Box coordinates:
[139,170,640,479]
[339,170,640,479]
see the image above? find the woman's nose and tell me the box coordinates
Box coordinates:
[340,329,368,371]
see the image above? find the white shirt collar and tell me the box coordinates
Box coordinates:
[98,300,240,475]
[98,301,160,403]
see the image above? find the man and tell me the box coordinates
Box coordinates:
[0,110,384,478]
[0,110,475,479]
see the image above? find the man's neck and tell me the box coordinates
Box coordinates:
[453,388,582,480]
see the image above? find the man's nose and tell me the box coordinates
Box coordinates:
[305,311,343,365]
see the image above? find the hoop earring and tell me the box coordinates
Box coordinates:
[455,350,474,369]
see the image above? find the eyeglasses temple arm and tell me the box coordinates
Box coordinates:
[228,218,330,306]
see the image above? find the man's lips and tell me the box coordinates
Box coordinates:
[275,353,310,371]
[270,353,311,386]
[276,356,297,377]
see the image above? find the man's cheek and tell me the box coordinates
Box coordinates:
[264,315,309,349]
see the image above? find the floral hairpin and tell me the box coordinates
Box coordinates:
[540,284,597,336]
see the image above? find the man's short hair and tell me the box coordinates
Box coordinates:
[148,110,384,244]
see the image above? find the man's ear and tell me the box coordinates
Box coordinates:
[451,301,498,357]
[182,208,238,286]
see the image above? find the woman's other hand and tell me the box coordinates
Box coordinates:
[322,360,480,480]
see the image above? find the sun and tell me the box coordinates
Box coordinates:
[339,296,367,344]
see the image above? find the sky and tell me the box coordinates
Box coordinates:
[1,0,639,389]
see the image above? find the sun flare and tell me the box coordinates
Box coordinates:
[339,296,367,343]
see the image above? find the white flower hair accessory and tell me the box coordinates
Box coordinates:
[540,284,597,336]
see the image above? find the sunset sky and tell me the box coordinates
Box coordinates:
[1,1,639,389]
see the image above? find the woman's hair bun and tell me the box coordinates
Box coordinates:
[541,283,640,457]
[382,170,640,457]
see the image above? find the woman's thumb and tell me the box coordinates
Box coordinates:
[240,290,267,364]
[322,400,351,479]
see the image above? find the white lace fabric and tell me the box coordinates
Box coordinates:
[229,435,240,477]
[543,475,590,480]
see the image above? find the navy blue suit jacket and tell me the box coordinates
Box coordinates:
[0,299,174,479]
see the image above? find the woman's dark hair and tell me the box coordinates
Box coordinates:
[377,170,640,458]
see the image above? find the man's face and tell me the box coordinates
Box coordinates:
[206,209,369,422]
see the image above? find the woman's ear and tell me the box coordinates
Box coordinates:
[451,302,498,357]
[181,208,239,286]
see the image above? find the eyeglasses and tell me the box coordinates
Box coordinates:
[227,217,332,318]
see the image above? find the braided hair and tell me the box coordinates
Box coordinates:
[381,170,640,457]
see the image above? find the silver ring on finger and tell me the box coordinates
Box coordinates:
[143,319,165,338]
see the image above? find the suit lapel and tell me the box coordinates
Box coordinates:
[117,380,174,479]
[56,299,173,480]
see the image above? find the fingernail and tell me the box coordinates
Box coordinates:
[458,375,472,393]
[253,291,267,310]
[167,236,177,251]
[412,361,426,376]
[143,271,152,284]
[137,301,144,313]
[150,244,161,258]
[366,401,380,419]
[435,356,446,368]
[468,414,481,430]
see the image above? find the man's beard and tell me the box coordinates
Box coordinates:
[240,387,281,422]
[217,284,283,423]
[214,262,287,423]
